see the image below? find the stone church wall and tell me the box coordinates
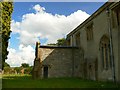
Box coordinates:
[66,2,120,82]
[33,2,120,82]
[38,46,82,78]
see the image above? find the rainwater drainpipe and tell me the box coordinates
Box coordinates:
[72,35,74,77]
[106,8,116,82]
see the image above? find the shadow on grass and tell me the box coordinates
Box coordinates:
[2,74,120,88]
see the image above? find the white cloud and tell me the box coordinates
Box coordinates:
[33,4,45,12]
[8,4,90,67]
[6,44,35,67]
[11,20,21,34]
[11,4,90,45]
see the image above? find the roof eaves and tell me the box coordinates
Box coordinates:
[67,2,112,38]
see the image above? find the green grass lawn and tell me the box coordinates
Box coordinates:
[2,74,120,88]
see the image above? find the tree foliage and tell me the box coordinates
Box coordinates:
[24,66,33,74]
[21,63,29,68]
[47,38,66,46]
[3,67,11,74]
[47,43,56,46]
[4,62,10,67]
[14,67,22,74]
[0,2,13,69]
[57,38,66,46]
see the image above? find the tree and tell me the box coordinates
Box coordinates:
[47,43,56,46]
[3,67,11,74]
[47,38,66,46]
[4,62,10,67]
[24,67,33,74]
[14,67,22,74]
[21,63,29,68]
[0,1,13,70]
[57,38,66,46]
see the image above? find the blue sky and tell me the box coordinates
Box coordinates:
[10,2,104,49]
[7,2,105,67]
[12,2,105,21]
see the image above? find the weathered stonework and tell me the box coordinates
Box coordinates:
[66,2,120,82]
[33,2,120,82]
[33,46,83,78]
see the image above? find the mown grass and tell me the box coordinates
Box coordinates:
[2,74,120,88]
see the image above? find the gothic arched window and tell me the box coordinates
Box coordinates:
[100,35,111,70]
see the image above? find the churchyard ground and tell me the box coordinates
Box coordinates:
[2,74,120,88]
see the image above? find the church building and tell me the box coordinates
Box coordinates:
[33,2,120,82]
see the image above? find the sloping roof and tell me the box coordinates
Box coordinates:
[39,45,78,49]
[67,2,113,38]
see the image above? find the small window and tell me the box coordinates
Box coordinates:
[86,23,93,41]
[67,38,71,46]
[75,32,80,47]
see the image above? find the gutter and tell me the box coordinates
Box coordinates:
[67,2,112,38]
[106,8,116,82]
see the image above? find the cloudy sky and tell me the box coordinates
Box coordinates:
[6,2,105,67]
